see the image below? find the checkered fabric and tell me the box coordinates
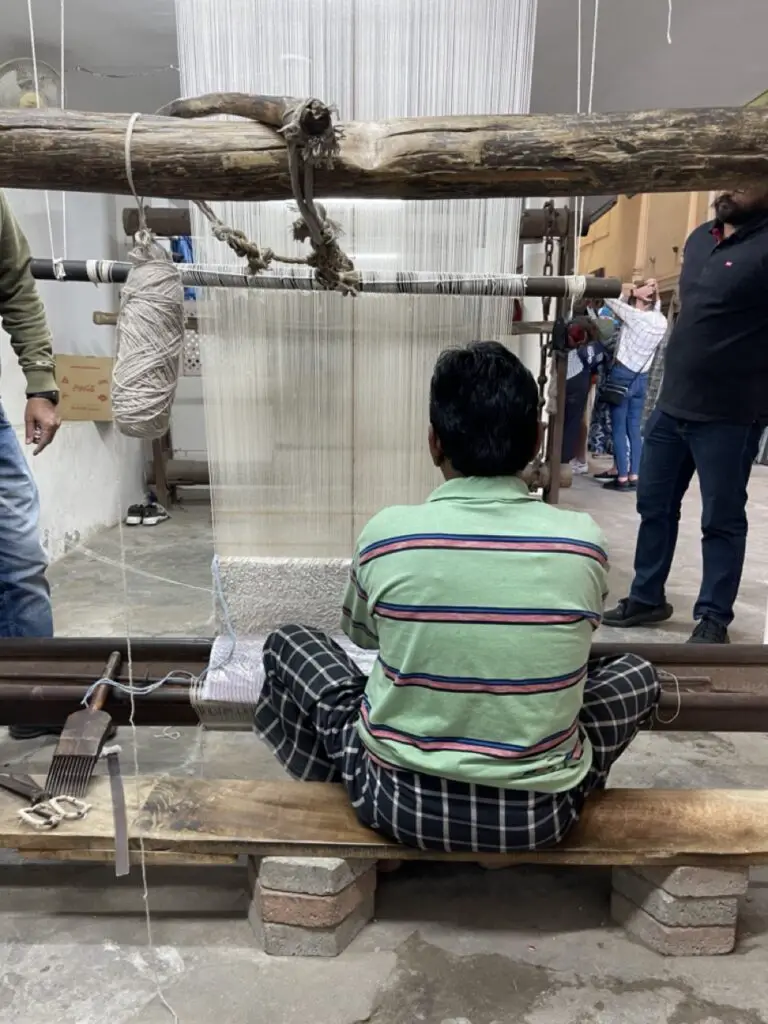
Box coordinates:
[604,298,668,375]
[254,625,660,853]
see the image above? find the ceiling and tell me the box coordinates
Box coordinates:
[5,0,768,116]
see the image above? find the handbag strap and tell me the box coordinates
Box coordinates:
[612,347,655,387]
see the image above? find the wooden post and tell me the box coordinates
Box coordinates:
[2,106,768,201]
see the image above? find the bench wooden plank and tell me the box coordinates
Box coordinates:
[1,778,767,866]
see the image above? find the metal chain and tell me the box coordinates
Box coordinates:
[541,200,556,321]
[532,201,558,472]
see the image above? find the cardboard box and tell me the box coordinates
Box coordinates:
[56,355,114,422]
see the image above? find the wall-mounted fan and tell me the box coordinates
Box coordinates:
[0,57,61,109]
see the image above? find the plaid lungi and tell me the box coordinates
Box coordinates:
[254,625,660,853]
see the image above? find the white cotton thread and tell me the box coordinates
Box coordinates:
[111,242,185,439]
[114,453,180,1024]
[26,0,65,270]
[655,670,681,725]
[111,117,185,440]
[572,0,600,306]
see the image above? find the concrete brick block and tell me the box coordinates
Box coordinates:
[633,865,748,899]
[257,856,372,896]
[612,868,738,928]
[250,888,375,956]
[611,892,736,956]
[259,868,376,928]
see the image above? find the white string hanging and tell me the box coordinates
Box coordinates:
[111,113,185,440]
[26,0,66,279]
[176,0,538,569]
[24,4,180,1019]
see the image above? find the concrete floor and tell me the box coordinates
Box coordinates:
[3,463,768,1023]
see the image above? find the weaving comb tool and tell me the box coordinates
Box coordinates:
[45,651,121,798]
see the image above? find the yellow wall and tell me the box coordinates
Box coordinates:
[578,191,711,290]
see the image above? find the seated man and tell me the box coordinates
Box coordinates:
[255,342,659,852]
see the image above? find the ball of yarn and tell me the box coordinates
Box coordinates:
[112,236,185,439]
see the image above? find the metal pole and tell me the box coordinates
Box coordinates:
[30,259,621,299]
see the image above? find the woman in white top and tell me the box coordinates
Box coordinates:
[599,279,668,491]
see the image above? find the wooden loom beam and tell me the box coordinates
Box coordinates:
[1,105,768,201]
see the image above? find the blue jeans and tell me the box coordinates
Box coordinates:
[0,403,53,637]
[608,365,648,478]
[630,408,762,626]
[562,368,592,463]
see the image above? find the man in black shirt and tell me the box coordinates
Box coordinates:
[603,186,768,643]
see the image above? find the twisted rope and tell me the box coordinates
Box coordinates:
[193,98,360,294]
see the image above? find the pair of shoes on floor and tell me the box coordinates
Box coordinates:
[570,459,589,475]
[602,599,729,643]
[8,723,119,741]
[601,477,637,492]
[125,502,170,526]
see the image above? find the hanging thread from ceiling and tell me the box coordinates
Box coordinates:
[175,0,539,629]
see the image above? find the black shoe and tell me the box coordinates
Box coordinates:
[142,503,170,527]
[687,618,730,644]
[602,598,674,628]
[602,478,631,492]
[125,503,145,526]
[8,723,119,741]
[593,471,617,482]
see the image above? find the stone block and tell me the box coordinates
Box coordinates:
[250,888,375,957]
[257,856,371,896]
[612,868,738,928]
[259,868,376,928]
[633,865,748,899]
[611,892,736,956]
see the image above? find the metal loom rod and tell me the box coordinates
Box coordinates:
[30,259,621,299]
[0,680,764,732]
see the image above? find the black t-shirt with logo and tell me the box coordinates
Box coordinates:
[659,214,768,423]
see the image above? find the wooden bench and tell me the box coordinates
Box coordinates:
[0,778,764,957]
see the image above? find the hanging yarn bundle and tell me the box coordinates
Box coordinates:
[111,231,185,439]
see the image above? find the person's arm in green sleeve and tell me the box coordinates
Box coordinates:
[0,191,61,453]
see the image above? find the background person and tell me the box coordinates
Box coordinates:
[599,280,667,492]
[604,188,768,643]
[0,190,61,740]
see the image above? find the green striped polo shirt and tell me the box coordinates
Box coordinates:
[341,475,609,793]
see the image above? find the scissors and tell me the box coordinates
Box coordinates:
[0,772,90,831]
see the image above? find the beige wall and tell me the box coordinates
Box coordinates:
[578,191,711,290]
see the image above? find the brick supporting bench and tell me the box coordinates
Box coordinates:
[0,777,765,959]
[248,856,377,956]
[611,865,749,956]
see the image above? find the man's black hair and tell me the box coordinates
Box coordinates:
[429,341,539,477]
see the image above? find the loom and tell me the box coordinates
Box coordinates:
[6,0,767,635]
[3,3,768,984]
[2,638,768,735]
[1,20,766,626]
[2,15,768,744]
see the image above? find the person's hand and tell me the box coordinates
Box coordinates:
[25,397,61,455]
[634,283,656,303]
